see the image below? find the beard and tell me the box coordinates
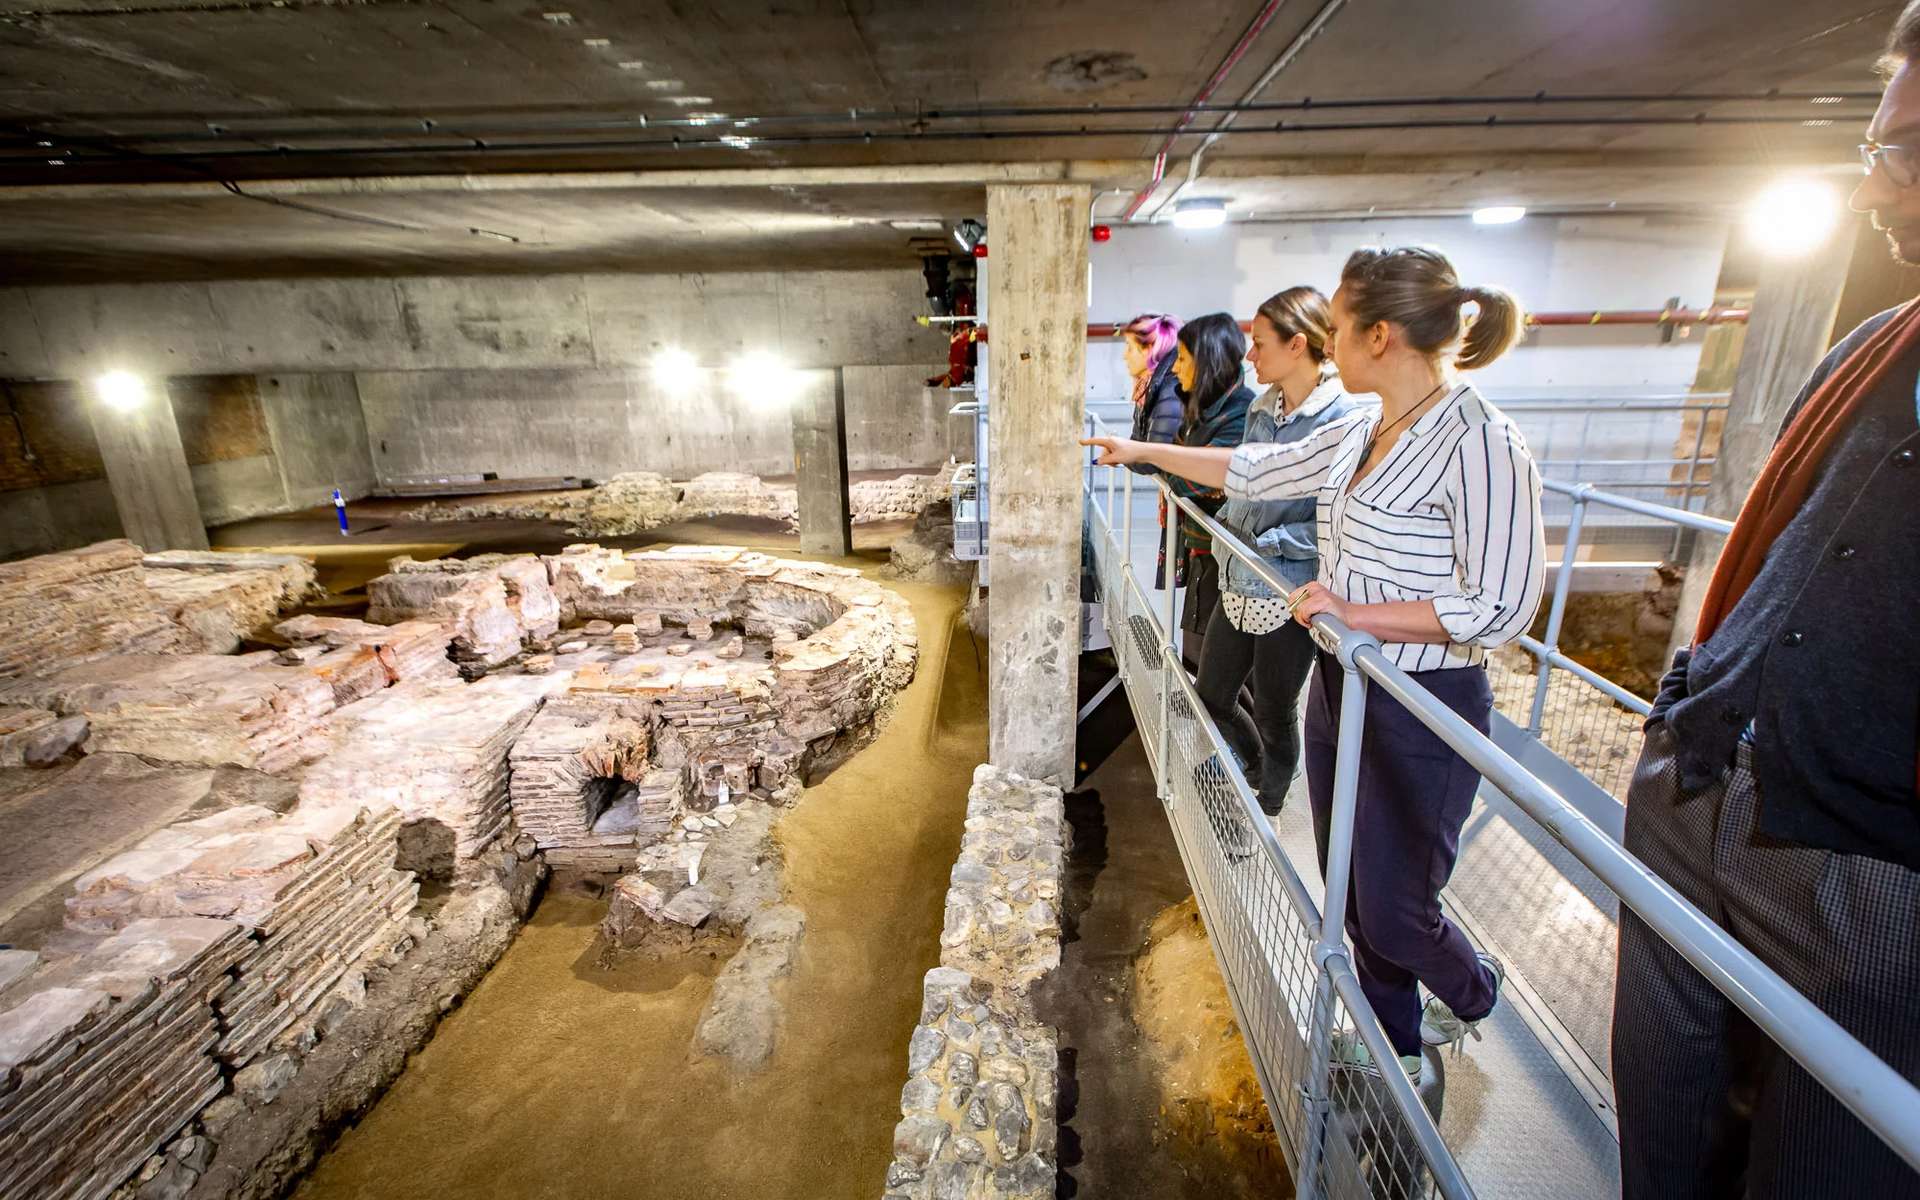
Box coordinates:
[1886,227,1920,267]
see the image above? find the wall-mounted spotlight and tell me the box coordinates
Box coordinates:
[94,370,147,413]
[1746,178,1840,258]
[1472,205,1528,226]
[652,347,701,392]
[1170,198,1227,230]
[729,350,799,409]
[952,218,986,255]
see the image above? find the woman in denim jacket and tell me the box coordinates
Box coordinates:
[1196,287,1367,814]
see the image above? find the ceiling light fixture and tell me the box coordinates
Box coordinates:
[94,371,147,413]
[652,348,701,392]
[1170,198,1227,230]
[1746,177,1840,257]
[1472,205,1528,225]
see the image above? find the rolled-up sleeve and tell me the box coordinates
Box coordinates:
[1430,420,1545,648]
[1225,412,1368,500]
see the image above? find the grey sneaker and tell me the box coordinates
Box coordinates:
[1194,756,1256,860]
[1420,952,1505,1054]
[1330,1028,1423,1084]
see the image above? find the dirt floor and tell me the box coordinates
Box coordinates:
[1042,659,1289,1199]
[272,514,986,1200]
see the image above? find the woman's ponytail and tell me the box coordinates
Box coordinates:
[1457,285,1524,370]
[1340,248,1526,371]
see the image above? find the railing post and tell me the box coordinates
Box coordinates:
[1157,483,1178,799]
[1298,629,1375,1200]
[1121,463,1134,584]
[1674,405,1714,557]
[1528,485,1589,737]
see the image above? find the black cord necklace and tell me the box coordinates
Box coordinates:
[1356,380,1450,476]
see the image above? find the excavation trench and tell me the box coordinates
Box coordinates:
[293,567,986,1200]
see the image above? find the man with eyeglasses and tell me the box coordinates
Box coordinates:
[1610,4,1920,1197]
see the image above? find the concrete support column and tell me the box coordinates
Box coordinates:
[792,367,852,558]
[985,183,1090,787]
[86,379,209,552]
[1667,224,1851,654]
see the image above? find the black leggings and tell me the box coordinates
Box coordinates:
[1192,599,1317,814]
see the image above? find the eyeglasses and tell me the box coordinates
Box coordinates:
[1860,142,1920,188]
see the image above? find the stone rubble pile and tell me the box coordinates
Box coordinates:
[300,677,550,877]
[0,704,61,766]
[853,462,958,525]
[1,652,338,773]
[274,614,458,705]
[883,498,974,586]
[367,554,560,674]
[574,471,681,534]
[143,550,321,654]
[883,765,1069,1200]
[675,472,799,524]
[403,467,951,536]
[0,540,186,677]
[0,917,250,1200]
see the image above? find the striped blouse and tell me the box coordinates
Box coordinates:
[1223,382,1546,672]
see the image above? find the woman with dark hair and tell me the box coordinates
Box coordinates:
[1195,286,1365,818]
[1162,312,1255,662]
[1083,247,1545,1085]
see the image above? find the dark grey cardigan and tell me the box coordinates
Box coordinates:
[1652,307,1920,870]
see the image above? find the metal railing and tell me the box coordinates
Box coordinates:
[1492,480,1733,802]
[1079,417,1920,1198]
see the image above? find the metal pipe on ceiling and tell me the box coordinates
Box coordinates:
[13,90,1879,147]
[1143,0,1348,224]
[7,112,1872,172]
[1117,0,1293,222]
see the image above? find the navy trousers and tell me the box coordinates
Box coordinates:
[1303,651,1497,1057]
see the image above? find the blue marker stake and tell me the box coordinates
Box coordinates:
[333,488,350,536]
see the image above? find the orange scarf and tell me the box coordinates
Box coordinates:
[1694,298,1920,645]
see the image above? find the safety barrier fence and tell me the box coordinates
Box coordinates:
[1492,480,1735,801]
[1079,416,1920,1199]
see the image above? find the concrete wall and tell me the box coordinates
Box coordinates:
[0,479,123,562]
[1086,214,1731,401]
[356,362,963,481]
[2,270,945,377]
[3,269,954,489]
[0,372,376,559]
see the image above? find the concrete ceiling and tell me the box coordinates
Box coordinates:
[0,0,1902,281]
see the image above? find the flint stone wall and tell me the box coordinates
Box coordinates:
[883,765,1069,1200]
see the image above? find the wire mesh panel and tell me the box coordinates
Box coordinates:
[1086,501,1457,1200]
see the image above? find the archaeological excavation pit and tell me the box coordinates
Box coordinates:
[0,533,951,1200]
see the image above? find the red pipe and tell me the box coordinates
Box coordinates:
[974,307,1749,343]
[1117,0,1288,221]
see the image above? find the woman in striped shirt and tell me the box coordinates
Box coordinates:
[1083,246,1546,1083]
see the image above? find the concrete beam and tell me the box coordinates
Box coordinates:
[984,182,1090,788]
[0,161,1134,204]
[86,380,209,552]
[1668,220,1851,653]
[792,368,853,559]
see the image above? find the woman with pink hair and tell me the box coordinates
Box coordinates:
[1122,312,1185,450]
[1120,313,1187,591]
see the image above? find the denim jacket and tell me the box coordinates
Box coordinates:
[1219,376,1367,598]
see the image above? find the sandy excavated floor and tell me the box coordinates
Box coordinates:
[294,558,986,1200]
